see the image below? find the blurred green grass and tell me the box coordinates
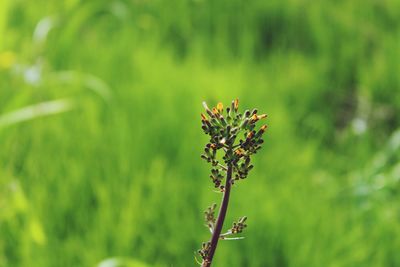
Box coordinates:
[1,0,400,266]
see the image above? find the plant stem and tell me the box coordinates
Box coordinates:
[202,164,233,267]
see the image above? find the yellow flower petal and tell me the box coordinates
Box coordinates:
[234,99,239,110]
[251,114,258,122]
[260,125,268,132]
[217,102,223,112]
[257,114,268,120]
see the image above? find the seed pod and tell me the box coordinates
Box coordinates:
[227,134,237,145]
[219,115,227,126]
[255,125,267,138]
[211,117,220,126]
[205,119,212,128]
[240,118,249,129]
[202,101,214,117]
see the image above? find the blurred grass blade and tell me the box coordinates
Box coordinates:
[53,71,112,100]
[33,16,56,44]
[0,0,11,50]
[0,98,74,129]
[97,257,149,267]
[389,128,400,152]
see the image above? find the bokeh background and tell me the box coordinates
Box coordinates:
[1,0,400,266]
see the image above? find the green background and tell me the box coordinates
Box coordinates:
[1,0,400,266]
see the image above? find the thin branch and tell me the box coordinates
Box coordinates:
[217,163,227,171]
[220,236,244,241]
[219,230,245,240]
[231,143,241,149]
[219,230,232,237]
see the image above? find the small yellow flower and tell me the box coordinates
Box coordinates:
[260,125,268,132]
[217,102,223,113]
[234,98,239,110]
[260,125,267,131]
[258,114,268,120]
[246,131,254,139]
[250,114,258,122]
[234,148,244,156]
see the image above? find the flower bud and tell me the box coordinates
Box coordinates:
[240,118,249,129]
[202,101,214,117]
[250,114,258,122]
[246,131,254,139]
[258,114,268,120]
[234,98,239,111]
[234,148,244,156]
[255,125,268,138]
[219,115,227,126]
[217,102,224,113]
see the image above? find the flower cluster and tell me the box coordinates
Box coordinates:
[201,99,268,189]
[204,203,217,232]
[219,216,248,240]
[229,216,247,234]
[197,241,211,263]
[197,99,268,266]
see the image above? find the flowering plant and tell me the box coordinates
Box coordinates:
[197,99,268,266]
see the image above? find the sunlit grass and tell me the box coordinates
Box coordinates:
[1,1,400,267]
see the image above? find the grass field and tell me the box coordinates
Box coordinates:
[1,0,400,266]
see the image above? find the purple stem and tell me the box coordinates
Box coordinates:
[202,164,233,267]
